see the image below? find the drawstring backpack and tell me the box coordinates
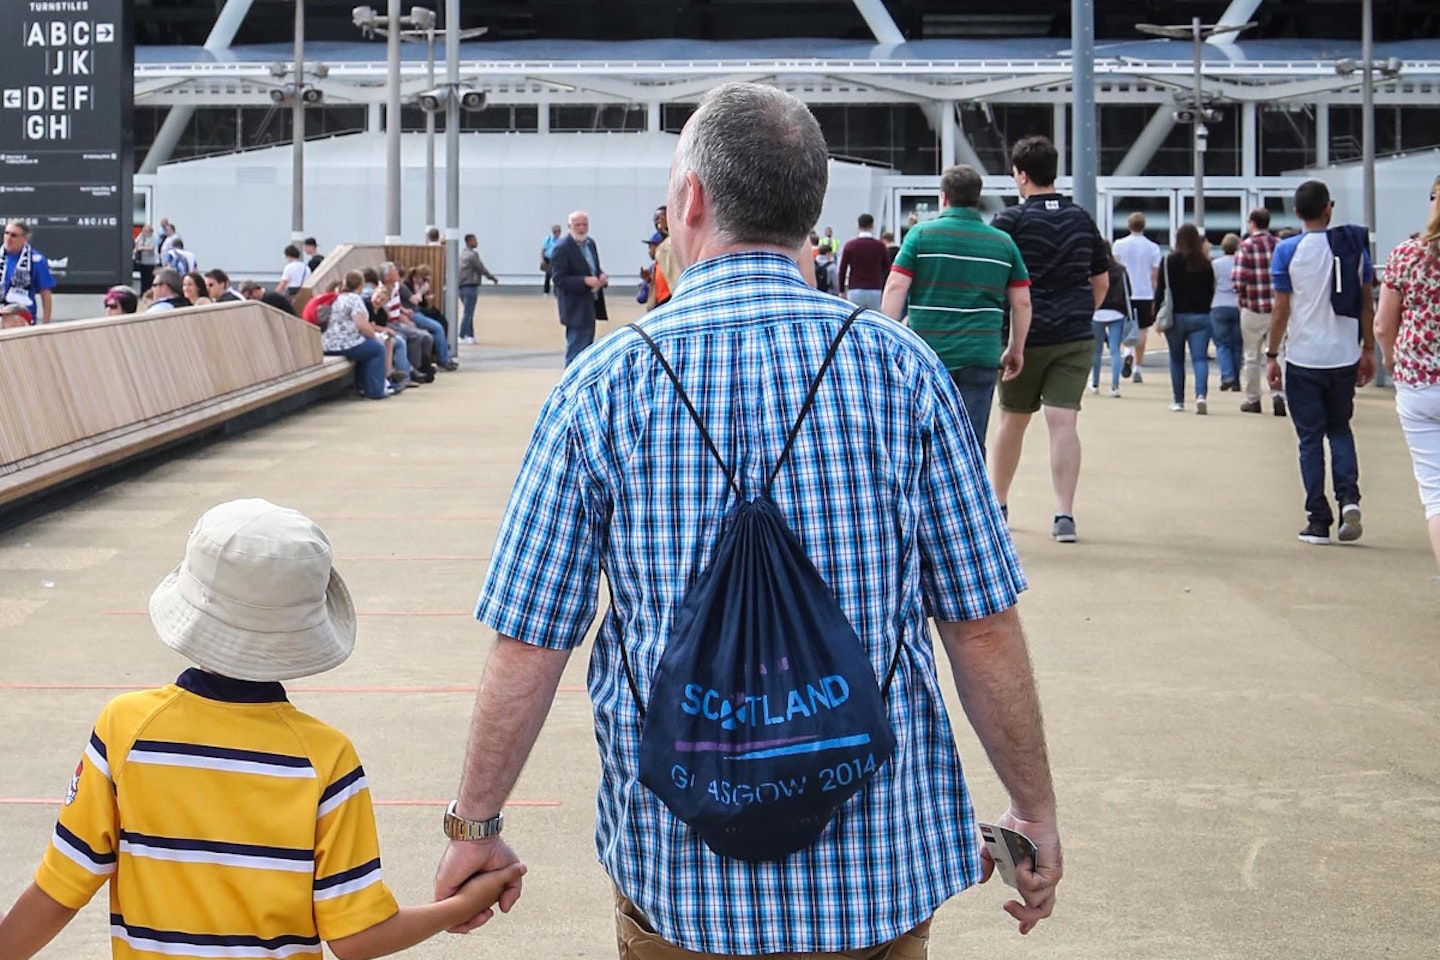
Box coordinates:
[617,307,901,862]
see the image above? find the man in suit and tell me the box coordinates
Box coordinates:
[550,210,609,365]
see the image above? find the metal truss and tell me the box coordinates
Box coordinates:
[132,54,1440,110]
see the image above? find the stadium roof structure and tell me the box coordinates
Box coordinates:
[135,38,1440,109]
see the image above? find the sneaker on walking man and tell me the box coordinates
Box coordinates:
[1267,180,1376,545]
[989,137,1109,543]
[1233,208,1287,416]
[882,164,1031,457]
[1111,212,1162,381]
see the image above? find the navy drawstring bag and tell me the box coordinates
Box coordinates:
[618,308,900,862]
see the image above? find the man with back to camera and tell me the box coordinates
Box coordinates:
[433,81,1061,959]
[837,213,889,311]
[304,237,324,272]
[2,221,55,325]
[1267,179,1375,545]
[1111,212,1162,380]
[882,163,1032,458]
[1233,207,1286,416]
[989,136,1109,543]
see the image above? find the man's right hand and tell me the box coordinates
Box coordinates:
[1000,345,1025,382]
[978,806,1061,936]
[434,837,525,933]
[583,276,601,290]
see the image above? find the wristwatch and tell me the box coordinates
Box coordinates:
[1265,351,1279,359]
[442,801,504,840]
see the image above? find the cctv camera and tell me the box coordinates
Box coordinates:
[302,87,323,105]
[459,89,487,111]
[269,87,289,104]
[417,88,446,112]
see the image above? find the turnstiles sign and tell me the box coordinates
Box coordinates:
[0,1,133,287]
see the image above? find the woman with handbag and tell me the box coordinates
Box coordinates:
[1375,175,1440,573]
[1154,223,1216,414]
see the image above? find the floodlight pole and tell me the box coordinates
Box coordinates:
[444,0,461,349]
[385,0,402,242]
[425,26,437,233]
[1192,17,1206,231]
[1070,0,1097,218]
[1362,0,1376,248]
[291,0,305,243]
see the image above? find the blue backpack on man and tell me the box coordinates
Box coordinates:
[619,307,900,862]
[1326,223,1371,321]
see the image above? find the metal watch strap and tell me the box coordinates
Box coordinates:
[443,800,503,840]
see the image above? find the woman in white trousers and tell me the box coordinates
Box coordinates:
[1375,175,1440,573]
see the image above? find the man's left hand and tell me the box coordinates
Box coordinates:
[596,272,609,289]
[1358,350,1376,387]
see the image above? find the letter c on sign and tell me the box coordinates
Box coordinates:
[702,690,721,720]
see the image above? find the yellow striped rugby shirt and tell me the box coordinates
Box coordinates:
[36,669,398,959]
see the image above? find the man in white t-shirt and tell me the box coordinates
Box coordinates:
[276,244,311,297]
[1111,212,1163,381]
[1266,179,1375,546]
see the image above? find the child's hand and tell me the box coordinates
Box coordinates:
[446,863,527,931]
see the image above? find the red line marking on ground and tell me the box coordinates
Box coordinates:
[101,610,473,617]
[0,797,561,808]
[0,682,590,694]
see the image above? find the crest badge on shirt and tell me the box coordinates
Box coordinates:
[64,760,82,806]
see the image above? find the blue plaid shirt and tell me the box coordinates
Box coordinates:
[476,251,1026,953]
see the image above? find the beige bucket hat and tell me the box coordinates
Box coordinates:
[149,499,357,682]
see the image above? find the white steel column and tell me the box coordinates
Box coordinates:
[1241,101,1258,179]
[940,102,956,168]
[1315,103,1330,167]
[139,0,255,173]
[851,0,905,44]
[368,102,383,133]
[647,102,662,132]
[1053,102,1068,177]
[537,102,551,134]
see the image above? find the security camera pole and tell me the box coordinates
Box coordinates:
[292,0,305,243]
[444,0,460,347]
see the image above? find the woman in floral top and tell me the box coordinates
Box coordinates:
[323,269,392,399]
[1376,175,1440,572]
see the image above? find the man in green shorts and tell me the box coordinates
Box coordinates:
[882,165,1031,458]
[989,137,1110,542]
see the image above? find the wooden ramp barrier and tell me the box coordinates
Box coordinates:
[295,243,446,313]
[0,301,353,509]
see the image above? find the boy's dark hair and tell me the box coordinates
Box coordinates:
[1248,208,1271,230]
[362,266,380,284]
[940,164,983,208]
[464,233,476,244]
[303,237,318,248]
[857,213,874,229]
[204,268,230,286]
[1294,180,1332,221]
[284,244,301,259]
[1010,136,1058,188]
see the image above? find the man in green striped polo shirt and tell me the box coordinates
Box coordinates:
[882,165,1031,456]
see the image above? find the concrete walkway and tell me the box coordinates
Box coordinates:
[2,292,1436,959]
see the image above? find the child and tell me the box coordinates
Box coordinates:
[0,499,521,960]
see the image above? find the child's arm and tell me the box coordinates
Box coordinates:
[0,883,80,960]
[327,864,525,960]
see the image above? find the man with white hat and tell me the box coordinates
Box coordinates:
[0,499,520,960]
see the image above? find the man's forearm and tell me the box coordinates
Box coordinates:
[40,290,52,323]
[1268,299,1290,348]
[937,607,1055,819]
[456,635,571,819]
[880,275,910,320]
[1360,283,1376,349]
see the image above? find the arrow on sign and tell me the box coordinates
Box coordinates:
[96,23,115,43]
[2,90,19,109]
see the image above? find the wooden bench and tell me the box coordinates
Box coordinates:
[0,301,354,509]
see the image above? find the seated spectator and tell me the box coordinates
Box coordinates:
[240,279,299,316]
[146,269,192,312]
[386,261,456,371]
[1,303,34,328]
[276,244,311,296]
[323,269,394,399]
[204,268,244,302]
[407,263,453,338]
[103,286,139,315]
[373,268,434,384]
[182,271,213,306]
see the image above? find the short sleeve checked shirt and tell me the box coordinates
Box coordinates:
[475,251,1027,954]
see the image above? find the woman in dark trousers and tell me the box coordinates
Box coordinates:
[1155,223,1216,414]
